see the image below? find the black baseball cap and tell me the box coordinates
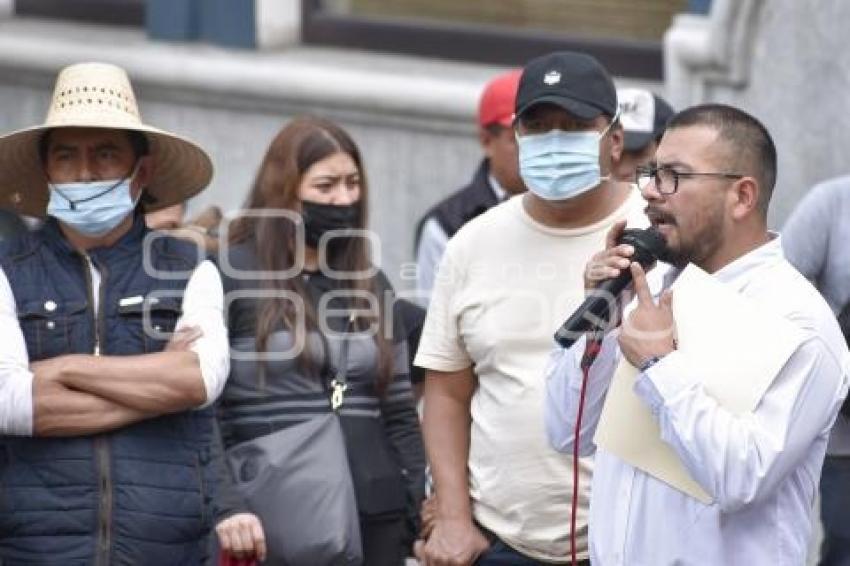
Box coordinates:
[515,51,618,121]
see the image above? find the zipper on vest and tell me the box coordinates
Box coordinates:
[95,436,112,566]
[80,253,101,356]
[80,252,113,564]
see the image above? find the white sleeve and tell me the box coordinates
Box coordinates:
[415,218,449,306]
[544,331,622,457]
[175,260,229,408]
[634,338,849,511]
[0,267,34,435]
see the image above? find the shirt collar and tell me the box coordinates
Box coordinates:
[488,173,507,201]
[711,232,783,290]
[661,232,783,291]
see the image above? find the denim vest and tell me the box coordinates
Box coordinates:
[0,215,216,566]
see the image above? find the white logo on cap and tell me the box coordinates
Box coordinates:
[617,88,655,134]
[543,71,561,86]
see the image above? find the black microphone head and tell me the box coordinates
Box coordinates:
[552,227,665,349]
[617,228,667,268]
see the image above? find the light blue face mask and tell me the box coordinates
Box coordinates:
[47,164,141,237]
[517,118,617,201]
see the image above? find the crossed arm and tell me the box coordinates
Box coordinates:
[0,261,229,437]
[32,334,207,436]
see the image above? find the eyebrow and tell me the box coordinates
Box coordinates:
[48,142,77,154]
[49,141,123,154]
[655,160,694,172]
[93,141,123,152]
[311,173,360,181]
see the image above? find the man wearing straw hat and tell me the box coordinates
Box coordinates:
[0,62,230,564]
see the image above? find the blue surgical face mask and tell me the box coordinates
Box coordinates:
[47,164,141,237]
[517,118,617,201]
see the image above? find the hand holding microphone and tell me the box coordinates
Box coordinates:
[583,220,637,291]
[554,221,667,348]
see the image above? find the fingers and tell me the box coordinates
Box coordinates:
[630,262,653,305]
[605,220,628,249]
[216,521,234,555]
[250,518,268,562]
[421,515,436,540]
[660,289,674,310]
[234,524,254,558]
[175,325,203,340]
[189,205,223,228]
[413,539,426,562]
[216,514,265,561]
[418,526,472,566]
[164,325,204,351]
[585,244,635,289]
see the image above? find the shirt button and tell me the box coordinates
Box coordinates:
[44,300,57,312]
[46,321,56,330]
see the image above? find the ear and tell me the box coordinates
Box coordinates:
[131,155,154,201]
[729,176,760,221]
[479,126,496,159]
[608,124,624,162]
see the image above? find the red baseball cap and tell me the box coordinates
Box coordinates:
[477,69,522,128]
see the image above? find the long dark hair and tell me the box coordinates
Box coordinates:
[229,116,394,393]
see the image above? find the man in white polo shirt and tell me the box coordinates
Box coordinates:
[414,51,647,565]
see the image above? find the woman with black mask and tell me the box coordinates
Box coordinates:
[212,116,426,565]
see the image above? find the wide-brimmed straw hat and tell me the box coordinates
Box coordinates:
[0,62,213,217]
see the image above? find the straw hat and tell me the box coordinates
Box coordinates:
[0,62,213,217]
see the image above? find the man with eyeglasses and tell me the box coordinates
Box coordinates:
[545,103,848,565]
[414,51,647,565]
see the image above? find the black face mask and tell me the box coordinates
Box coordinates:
[300,201,361,248]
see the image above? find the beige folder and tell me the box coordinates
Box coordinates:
[593,264,805,503]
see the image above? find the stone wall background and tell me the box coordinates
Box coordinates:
[665,0,850,228]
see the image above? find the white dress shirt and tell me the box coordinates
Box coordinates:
[0,259,229,436]
[544,236,850,565]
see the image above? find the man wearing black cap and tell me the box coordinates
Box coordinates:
[612,88,675,183]
[414,52,648,565]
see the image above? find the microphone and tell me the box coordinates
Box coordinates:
[553,228,667,348]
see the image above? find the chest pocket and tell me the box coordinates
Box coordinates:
[17,299,89,360]
[117,296,183,353]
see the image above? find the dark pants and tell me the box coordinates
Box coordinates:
[361,515,408,566]
[474,539,589,566]
[820,456,850,565]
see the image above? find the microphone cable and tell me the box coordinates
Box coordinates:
[570,333,603,566]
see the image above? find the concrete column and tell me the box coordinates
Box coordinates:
[256,0,301,49]
[663,0,764,108]
[0,0,13,19]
